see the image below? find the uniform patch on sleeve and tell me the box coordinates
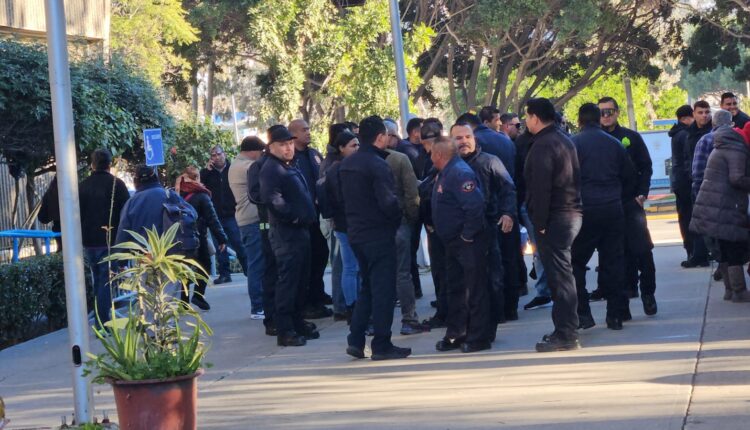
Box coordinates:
[461,181,476,192]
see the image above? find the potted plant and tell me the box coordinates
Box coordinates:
[85,225,211,430]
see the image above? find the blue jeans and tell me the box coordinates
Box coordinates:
[520,204,549,297]
[334,231,359,306]
[240,223,264,313]
[84,247,112,324]
[215,216,247,278]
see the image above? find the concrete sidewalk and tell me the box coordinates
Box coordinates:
[1,244,749,429]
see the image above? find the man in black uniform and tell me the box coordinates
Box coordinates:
[683,100,713,267]
[259,126,321,346]
[720,92,750,129]
[599,97,658,316]
[524,98,583,352]
[669,105,695,264]
[431,136,492,353]
[453,123,517,334]
[571,103,635,330]
[289,119,333,318]
[340,116,411,361]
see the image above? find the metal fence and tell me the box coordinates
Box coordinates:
[0,162,56,263]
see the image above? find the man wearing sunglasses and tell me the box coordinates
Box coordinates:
[598,97,658,317]
[720,92,749,129]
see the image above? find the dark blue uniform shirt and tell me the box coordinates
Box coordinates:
[431,156,486,242]
[473,124,517,179]
[259,154,317,227]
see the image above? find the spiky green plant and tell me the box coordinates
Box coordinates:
[85,224,212,382]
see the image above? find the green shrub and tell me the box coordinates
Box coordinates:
[164,119,236,186]
[0,253,93,349]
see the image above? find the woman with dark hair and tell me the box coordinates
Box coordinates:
[175,166,228,310]
[324,131,361,320]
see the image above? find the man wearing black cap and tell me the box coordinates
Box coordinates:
[260,126,320,346]
[340,115,411,360]
[80,149,130,324]
[229,136,267,320]
[669,105,695,264]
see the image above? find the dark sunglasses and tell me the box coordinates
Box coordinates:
[514,123,522,129]
[601,108,617,117]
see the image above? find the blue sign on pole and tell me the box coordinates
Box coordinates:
[144,128,165,166]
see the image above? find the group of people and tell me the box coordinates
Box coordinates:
[670,92,750,302]
[48,89,750,359]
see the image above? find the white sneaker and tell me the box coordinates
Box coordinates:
[250,310,265,320]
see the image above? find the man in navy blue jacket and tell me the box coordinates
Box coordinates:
[454,123,517,340]
[571,103,637,331]
[260,126,320,347]
[340,116,411,361]
[456,112,516,179]
[431,135,492,353]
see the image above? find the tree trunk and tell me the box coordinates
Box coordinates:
[413,38,449,102]
[484,46,500,106]
[466,46,483,109]
[25,175,42,255]
[447,44,461,116]
[205,62,215,119]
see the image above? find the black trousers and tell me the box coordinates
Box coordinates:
[444,234,491,344]
[536,213,582,340]
[499,223,521,315]
[624,201,656,296]
[674,184,694,257]
[572,204,628,318]
[181,243,211,303]
[427,230,448,319]
[410,220,423,294]
[689,194,709,263]
[269,225,310,336]
[307,223,330,306]
[348,237,398,354]
[261,227,277,329]
[486,225,505,324]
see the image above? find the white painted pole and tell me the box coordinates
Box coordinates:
[388,0,410,135]
[43,0,93,422]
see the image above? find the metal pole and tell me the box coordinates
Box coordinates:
[43,0,93,423]
[388,0,410,135]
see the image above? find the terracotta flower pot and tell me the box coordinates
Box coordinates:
[111,369,204,430]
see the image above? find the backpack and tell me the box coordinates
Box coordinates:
[162,189,200,254]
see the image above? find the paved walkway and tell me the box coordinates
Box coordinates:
[1,241,749,429]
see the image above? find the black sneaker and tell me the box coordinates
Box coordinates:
[461,341,491,353]
[191,295,211,311]
[535,333,581,352]
[303,305,333,319]
[642,294,657,316]
[213,275,232,285]
[264,325,277,337]
[400,321,430,335]
[277,332,306,347]
[422,315,446,329]
[435,338,462,351]
[578,314,596,330]
[346,345,365,359]
[372,345,411,361]
[589,289,605,302]
[524,296,552,310]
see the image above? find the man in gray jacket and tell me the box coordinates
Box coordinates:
[229,136,267,319]
[384,119,428,335]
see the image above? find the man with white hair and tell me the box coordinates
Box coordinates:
[692,109,735,198]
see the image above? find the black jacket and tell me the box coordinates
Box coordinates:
[294,146,323,201]
[474,124,517,179]
[524,125,582,231]
[324,161,348,233]
[182,190,228,249]
[669,122,691,190]
[259,154,317,227]
[734,110,750,129]
[606,124,653,198]
[572,125,636,209]
[686,120,712,176]
[462,148,517,222]
[200,162,236,218]
[514,130,533,208]
[79,171,130,248]
[340,143,401,244]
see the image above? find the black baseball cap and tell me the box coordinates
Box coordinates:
[268,125,296,144]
